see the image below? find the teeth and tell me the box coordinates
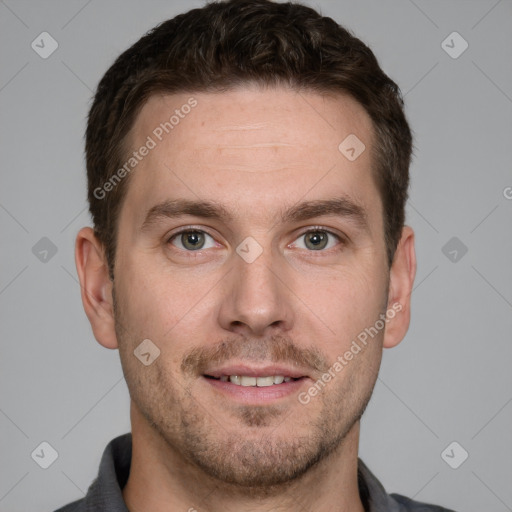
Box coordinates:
[240,376,257,387]
[221,375,293,386]
[256,376,274,387]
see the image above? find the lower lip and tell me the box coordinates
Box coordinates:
[202,376,308,403]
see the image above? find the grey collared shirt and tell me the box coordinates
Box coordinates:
[54,433,456,512]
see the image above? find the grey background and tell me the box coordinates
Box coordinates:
[1,1,511,511]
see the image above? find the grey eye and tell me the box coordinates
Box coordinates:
[170,230,216,251]
[292,230,340,251]
[304,231,329,250]
[181,231,205,250]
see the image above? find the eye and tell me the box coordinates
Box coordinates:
[168,229,217,251]
[291,229,341,251]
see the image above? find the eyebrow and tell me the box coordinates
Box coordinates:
[141,196,369,232]
[282,197,368,231]
[141,199,234,231]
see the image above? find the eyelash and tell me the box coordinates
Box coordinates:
[166,226,345,254]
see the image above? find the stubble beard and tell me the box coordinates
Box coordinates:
[113,288,381,494]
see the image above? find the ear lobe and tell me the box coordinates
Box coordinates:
[383,226,417,349]
[75,227,118,349]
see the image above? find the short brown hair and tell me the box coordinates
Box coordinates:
[86,0,413,277]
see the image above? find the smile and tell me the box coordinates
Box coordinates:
[207,375,298,386]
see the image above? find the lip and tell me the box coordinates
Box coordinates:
[202,374,309,403]
[201,363,312,404]
[203,364,309,379]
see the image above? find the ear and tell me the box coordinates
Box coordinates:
[383,226,416,349]
[75,227,118,349]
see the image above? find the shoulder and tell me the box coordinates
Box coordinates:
[390,492,458,511]
[52,498,86,512]
[357,458,458,512]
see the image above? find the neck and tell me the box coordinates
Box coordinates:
[122,404,365,512]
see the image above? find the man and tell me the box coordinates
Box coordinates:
[56,0,455,510]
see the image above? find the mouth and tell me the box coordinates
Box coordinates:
[204,374,300,387]
[201,365,310,403]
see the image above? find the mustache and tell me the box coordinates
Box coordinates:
[181,335,330,376]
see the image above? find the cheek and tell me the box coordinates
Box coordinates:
[116,252,178,327]
[115,257,216,363]
[294,264,387,341]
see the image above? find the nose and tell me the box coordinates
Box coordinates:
[216,245,295,336]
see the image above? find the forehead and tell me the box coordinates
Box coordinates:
[122,86,380,229]
[130,87,373,160]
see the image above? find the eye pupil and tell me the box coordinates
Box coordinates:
[305,231,328,250]
[182,231,205,250]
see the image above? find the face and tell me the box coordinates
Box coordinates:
[110,87,393,487]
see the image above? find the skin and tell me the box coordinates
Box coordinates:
[76,86,416,512]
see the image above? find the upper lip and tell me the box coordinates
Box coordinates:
[204,364,310,379]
